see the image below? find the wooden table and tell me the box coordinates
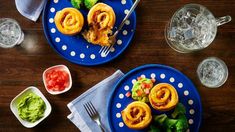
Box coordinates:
[0,0,235,131]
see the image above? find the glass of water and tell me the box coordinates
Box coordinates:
[197,57,228,88]
[165,4,232,53]
[0,18,24,48]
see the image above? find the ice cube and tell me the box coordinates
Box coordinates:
[184,28,194,40]
[169,27,177,38]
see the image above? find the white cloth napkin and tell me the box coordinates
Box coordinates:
[15,0,47,21]
[67,70,124,132]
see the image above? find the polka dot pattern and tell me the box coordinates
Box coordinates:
[70,51,76,56]
[90,54,95,59]
[125,20,130,25]
[117,40,122,45]
[123,30,128,35]
[189,109,195,115]
[119,122,124,127]
[116,113,121,118]
[124,9,129,14]
[51,28,56,33]
[119,94,124,99]
[160,73,166,79]
[80,53,85,59]
[50,7,55,13]
[62,45,67,50]
[170,77,175,82]
[178,83,183,88]
[124,85,129,91]
[45,0,136,65]
[188,119,194,125]
[140,74,146,78]
[188,99,194,105]
[54,0,59,3]
[111,66,201,131]
[116,103,121,108]
[151,73,156,78]
[55,37,60,42]
[49,18,54,23]
[131,79,136,84]
[111,71,199,131]
[121,0,126,5]
[184,90,189,96]
[110,47,115,52]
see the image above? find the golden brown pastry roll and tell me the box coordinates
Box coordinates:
[121,101,152,130]
[82,3,116,46]
[149,83,179,111]
[54,8,84,35]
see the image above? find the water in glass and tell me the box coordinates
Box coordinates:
[0,18,24,48]
[166,4,231,53]
[197,57,228,88]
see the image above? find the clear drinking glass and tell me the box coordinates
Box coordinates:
[165,4,232,53]
[197,57,228,88]
[0,18,24,48]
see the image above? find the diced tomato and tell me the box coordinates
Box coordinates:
[141,83,146,88]
[151,78,156,83]
[137,90,143,96]
[125,91,131,97]
[64,82,69,87]
[145,89,150,94]
[45,68,70,92]
[137,77,142,81]
[145,84,151,88]
[47,80,55,87]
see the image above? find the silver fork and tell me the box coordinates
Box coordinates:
[83,101,105,132]
[99,0,141,57]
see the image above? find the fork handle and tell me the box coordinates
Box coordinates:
[115,0,141,34]
[96,120,105,132]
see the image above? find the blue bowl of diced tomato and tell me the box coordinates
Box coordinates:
[43,65,72,95]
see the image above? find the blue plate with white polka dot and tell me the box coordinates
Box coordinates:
[108,64,202,132]
[42,0,136,66]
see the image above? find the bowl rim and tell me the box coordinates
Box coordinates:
[10,86,52,128]
[42,64,72,95]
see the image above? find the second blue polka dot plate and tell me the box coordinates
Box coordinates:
[108,64,202,132]
[43,0,136,66]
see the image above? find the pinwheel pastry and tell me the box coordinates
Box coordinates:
[82,3,116,46]
[121,101,152,130]
[131,77,154,102]
[149,83,179,111]
[54,8,84,35]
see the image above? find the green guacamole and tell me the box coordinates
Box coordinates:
[17,93,46,123]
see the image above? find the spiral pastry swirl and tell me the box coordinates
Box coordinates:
[149,83,179,111]
[87,3,116,29]
[82,3,116,46]
[121,101,152,130]
[54,8,84,35]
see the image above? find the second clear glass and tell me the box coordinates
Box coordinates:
[0,18,24,48]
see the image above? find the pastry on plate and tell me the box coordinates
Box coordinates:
[149,83,179,111]
[54,8,84,35]
[121,101,152,130]
[82,3,116,46]
[131,77,154,102]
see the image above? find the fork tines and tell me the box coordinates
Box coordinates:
[99,45,113,57]
[83,101,98,117]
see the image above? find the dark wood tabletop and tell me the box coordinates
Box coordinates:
[0,0,235,132]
